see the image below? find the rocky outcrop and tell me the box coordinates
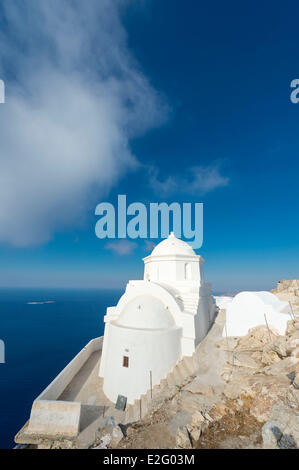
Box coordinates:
[262,403,299,449]
[90,416,125,449]
[219,318,299,447]
[272,280,299,313]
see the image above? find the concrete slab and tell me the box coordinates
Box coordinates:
[27,400,81,437]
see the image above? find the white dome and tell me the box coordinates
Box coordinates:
[151,232,196,257]
[116,295,175,329]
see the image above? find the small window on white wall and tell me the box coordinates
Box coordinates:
[185,263,191,280]
[123,356,129,368]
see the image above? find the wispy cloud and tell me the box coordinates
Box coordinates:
[0,0,167,246]
[144,239,156,252]
[149,164,229,197]
[105,240,137,256]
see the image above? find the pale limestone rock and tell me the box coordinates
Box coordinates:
[291,347,299,359]
[261,349,281,366]
[293,373,299,389]
[176,390,218,414]
[286,387,299,408]
[286,316,299,332]
[110,425,124,447]
[272,337,288,357]
[184,378,214,396]
[260,337,289,365]
[262,402,299,449]
[189,427,201,441]
[224,374,290,422]
[260,336,288,364]
[286,333,299,354]
[175,426,192,449]
[191,410,205,427]
[224,379,247,400]
[94,423,124,449]
[236,325,277,351]
[217,337,239,351]
[262,356,299,376]
[93,434,111,449]
[247,376,291,422]
[204,412,213,422]
[209,402,229,421]
[221,362,259,384]
[232,352,260,369]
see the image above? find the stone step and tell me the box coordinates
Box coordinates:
[140,395,148,419]
[172,366,184,385]
[191,352,201,371]
[167,372,176,387]
[177,361,189,380]
[125,404,137,424]
[152,384,162,399]
[160,378,168,390]
[182,355,195,374]
[131,400,142,422]
[125,352,199,423]
[132,403,140,423]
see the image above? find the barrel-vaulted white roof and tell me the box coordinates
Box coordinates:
[150,232,196,257]
[116,294,175,330]
[224,291,291,337]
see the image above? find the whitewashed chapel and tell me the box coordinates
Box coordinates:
[99,233,216,404]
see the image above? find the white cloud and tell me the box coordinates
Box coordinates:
[105,240,137,256]
[149,164,229,197]
[0,0,167,246]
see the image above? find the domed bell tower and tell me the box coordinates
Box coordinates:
[143,232,204,285]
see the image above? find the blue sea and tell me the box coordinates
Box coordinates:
[0,288,122,449]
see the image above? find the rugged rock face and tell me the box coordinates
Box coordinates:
[220,322,299,427]
[272,280,299,313]
[91,417,124,449]
[96,312,299,450]
[262,403,299,449]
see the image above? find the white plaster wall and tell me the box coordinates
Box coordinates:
[99,324,110,377]
[27,400,81,437]
[144,256,202,283]
[114,282,183,328]
[181,336,195,356]
[194,292,211,345]
[26,337,103,439]
[38,337,103,401]
[103,324,182,404]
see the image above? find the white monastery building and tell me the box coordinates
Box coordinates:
[99,233,217,404]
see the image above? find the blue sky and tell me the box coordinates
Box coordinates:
[0,0,299,293]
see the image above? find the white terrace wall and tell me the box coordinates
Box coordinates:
[27,337,103,437]
[37,337,103,401]
[27,400,81,437]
